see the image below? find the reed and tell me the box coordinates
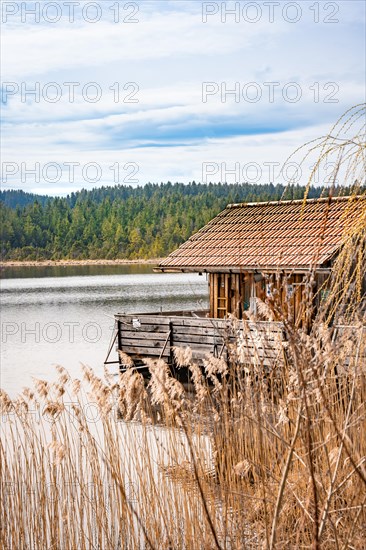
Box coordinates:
[1,106,365,549]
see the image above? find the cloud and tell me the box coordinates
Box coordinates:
[1,0,365,194]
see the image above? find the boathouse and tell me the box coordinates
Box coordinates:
[106,196,365,370]
[158,196,365,320]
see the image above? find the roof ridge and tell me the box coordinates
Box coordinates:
[227,195,365,208]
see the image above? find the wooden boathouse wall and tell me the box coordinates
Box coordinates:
[114,313,287,369]
[117,313,229,365]
[108,314,365,373]
[208,271,328,323]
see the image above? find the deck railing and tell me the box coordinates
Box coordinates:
[105,310,286,370]
[104,311,365,373]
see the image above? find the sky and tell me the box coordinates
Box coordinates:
[1,0,365,195]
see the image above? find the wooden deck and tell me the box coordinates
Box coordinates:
[105,310,287,371]
[104,311,365,377]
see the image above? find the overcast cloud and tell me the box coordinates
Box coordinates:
[1,0,365,194]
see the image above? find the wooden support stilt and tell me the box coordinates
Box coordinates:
[103,323,118,365]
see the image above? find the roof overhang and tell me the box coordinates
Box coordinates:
[154,266,332,274]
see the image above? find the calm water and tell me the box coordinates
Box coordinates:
[0,265,209,396]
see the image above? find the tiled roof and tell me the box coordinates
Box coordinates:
[159,196,366,271]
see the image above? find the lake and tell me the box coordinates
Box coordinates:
[0,265,209,397]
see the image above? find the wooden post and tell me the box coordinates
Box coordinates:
[237,273,242,318]
[231,274,236,316]
[213,273,219,318]
[209,273,215,317]
[117,320,123,370]
[224,273,229,316]
[169,321,174,366]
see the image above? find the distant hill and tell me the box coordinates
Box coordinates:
[0,182,358,261]
[0,189,52,209]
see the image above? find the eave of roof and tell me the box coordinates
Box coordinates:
[225,195,359,208]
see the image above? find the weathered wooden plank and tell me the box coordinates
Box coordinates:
[121,345,170,357]
[173,333,226,345]
[225,273,229,315]
[121,337,171,348]
[120,326,170,336]
[119,315,226,330]
[118,317,170,327]
[233,339,283,351]
[247,331,285,339]
[241,340,284,348]
[236,335,285,347]
[172,338,283,356]
[232,273,239,317]
[236,335,284,346]
[209,273,214,319]
[241,335,285,344]
[244,320,284,328]
[213,273,218,318]
[173,342,227,354]
[117,311,209,320]
[173,317,227,329]
[116,310,209,319]
[123,328,284,342]
[191,351,228,362]
[172,325,226,337]
[121,330,169,341]
[243,321,284,330]
[121,319,283,339]
[238,332,285,343]
[117,314,284,331]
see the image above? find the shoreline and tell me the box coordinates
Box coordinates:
[0,258,163,268]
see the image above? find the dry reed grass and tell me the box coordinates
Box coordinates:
[1,106,365,549]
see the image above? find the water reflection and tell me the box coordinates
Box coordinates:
[0,263,154,280]
[0,265,209,396]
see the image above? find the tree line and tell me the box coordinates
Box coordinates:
[0,182,354,261]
